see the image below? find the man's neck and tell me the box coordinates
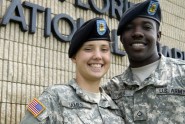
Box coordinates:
[130,53,160,68]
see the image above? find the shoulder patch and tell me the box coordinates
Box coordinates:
[27,98,46,117]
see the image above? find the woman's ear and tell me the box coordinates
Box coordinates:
[71,57,76,63]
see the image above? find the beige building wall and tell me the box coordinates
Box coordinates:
[0,0,185,123]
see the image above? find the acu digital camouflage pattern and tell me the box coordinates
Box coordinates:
[20,79,124,124]
[103,54,185,124]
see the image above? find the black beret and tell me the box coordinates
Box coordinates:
[117,0,161,35]
[68,17,111,58]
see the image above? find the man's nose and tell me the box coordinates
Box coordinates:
[132,28,144,39]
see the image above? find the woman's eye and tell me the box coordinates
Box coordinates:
[102,48,110,52]
[84,48,92,51]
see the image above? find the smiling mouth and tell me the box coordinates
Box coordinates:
[131,43,145,46]
[89,64,103,68]
[88,63,104,72]
[130,43,146,49]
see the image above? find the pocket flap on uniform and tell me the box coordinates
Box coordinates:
[133,106,147,121]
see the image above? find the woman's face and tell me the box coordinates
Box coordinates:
[72,40,111,82]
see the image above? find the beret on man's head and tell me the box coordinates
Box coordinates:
[117,0,162,35]
[68,17,111,58]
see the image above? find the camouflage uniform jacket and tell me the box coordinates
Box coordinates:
[20,79,124,124]
[103,54,185,124]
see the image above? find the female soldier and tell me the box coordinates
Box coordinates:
[20,17,124,124]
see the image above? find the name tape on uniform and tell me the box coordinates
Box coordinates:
[156,88,185,95]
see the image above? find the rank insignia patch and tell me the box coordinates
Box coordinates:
[96,20,106,35]
[27,98,46,117]
[147,0,159,15]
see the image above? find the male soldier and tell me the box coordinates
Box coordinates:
[20,17,124,124]
[103,0,185,123]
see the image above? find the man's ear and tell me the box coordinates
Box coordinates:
[157,31,162,42]
[120,35,122,43]
[119,35,125,46]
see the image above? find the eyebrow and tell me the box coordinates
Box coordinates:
[142,20,154,26]
[129,20,155,25]
[83,43,109,46]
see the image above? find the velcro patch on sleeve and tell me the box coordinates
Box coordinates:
[27,98,46,117]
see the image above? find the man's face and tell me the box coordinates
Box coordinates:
[121,17,161,67]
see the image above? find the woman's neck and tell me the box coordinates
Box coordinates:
[75,77,100,93]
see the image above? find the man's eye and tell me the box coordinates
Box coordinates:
[143,25,153,30]
[124,25,133,31]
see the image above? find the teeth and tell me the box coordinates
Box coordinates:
[132,43,145,47]
[90,64,102,68]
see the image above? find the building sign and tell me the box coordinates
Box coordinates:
[0,0,185,60]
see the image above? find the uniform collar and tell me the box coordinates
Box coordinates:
[68,79,119,109]
[121,53,169,87]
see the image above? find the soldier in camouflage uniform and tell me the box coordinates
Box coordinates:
[103,0,185,124]
[20,18,125,124]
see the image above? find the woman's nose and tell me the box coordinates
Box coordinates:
[93,51,102,60]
